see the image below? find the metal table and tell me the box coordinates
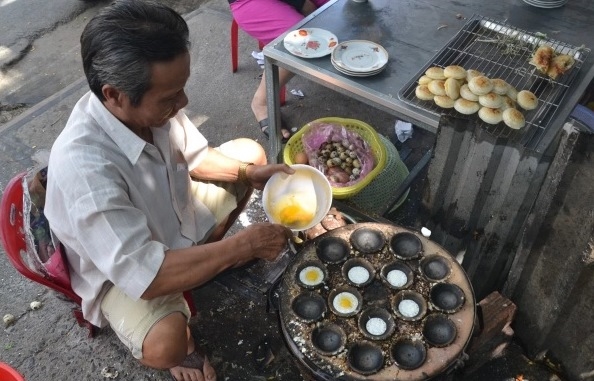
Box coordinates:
[264,0,594,161]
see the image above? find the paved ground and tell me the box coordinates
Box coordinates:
[0,0,565,380]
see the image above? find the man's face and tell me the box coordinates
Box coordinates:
[121,51,191,130]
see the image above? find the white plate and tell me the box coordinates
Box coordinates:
[331,60,386,77]
[331,40,389,73]
[283,28,339,58]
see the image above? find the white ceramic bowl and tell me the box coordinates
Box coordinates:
[262,164,332,231]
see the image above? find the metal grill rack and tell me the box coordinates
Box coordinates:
[398,15,590,151]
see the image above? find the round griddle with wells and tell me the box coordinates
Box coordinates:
[278,222,476,381]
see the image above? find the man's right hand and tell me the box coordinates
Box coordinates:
[234,223,293,263]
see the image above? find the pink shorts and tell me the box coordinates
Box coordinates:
[230,0,330,45]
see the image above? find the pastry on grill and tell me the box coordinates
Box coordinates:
[478,93,503,109]
[460,84,479,102]
[428,80,447,96]
[444,77,461,100]
[517,90,538,110]
[425,66,446,80]
[491,79,510,95]
[466,69,483,83]
[501,96,516,110]
[507,85,518,101]
[546,54,575,80]
[454,98,480,115]
[502,108,526,129]
[468,75,493,95]
[415,85,435,101]
[529,45,554,74]
[434,95,455,109]
[478,107,503,125]
[443,65,467,79]
[418,75,433,85]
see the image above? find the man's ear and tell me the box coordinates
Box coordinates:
[101,84,125,108]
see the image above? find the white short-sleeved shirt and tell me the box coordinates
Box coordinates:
[45,91,216,327]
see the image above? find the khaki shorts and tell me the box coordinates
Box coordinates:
[100,140,251,359]
[100,286,190,359]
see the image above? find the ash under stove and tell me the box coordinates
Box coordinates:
[277,223,476,381]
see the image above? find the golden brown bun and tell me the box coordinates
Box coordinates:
[418,75,433,85]
[444,77,461,100]
[434,95,455,108]
[501,96,516,110]
[507,85,518,101]
[468,76,493,95]
[479,93,503,108]
[491,79,510,95]
[478,107,503,125]
[502,108,526,129]
[426,66,446,80]
[517,90,538,110]
[454,98,480,115]
[529,45,554,74]
[415,85,435,101]
[428,80,446,96]
[444,65,467,79]
[460,84,479,101]
[466,69,483,82]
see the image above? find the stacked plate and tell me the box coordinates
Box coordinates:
[331,40,389,77]
[522,0,567,8]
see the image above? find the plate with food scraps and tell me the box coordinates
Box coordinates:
[283,28,338,58]
[331,40,389,73]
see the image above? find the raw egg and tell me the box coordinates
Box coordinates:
[332,292,359,315]
[294,152,309,164]
[271,193,315,229]
[299,266,324,287]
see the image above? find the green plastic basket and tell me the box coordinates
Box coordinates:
[349,134,410,215]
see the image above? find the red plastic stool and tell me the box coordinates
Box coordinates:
[231,18,286,105]
[0,362,25,381]
[0,171,197,338]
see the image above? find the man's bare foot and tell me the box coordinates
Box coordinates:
[169,350,216,381]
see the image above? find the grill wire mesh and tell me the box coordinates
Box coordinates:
[398,15,590,151]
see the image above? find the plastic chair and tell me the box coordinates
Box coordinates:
[0,171,196,338]
[231,18,286,105]
[0,362,25,381]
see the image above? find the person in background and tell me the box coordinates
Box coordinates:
[229,0,329,142]
[45,1,293,380]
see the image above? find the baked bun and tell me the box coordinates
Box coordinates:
[426,66,446,80]
[491,79,510,95]
[466,69,483,82]
[444,65,467,79]
[502,108,526,129]
[434,95,455,109]
[460,84,479,101]
[454,98,480,115]
[468,76,493,95]
[418,75,433,85]
[478,107,503,125]
[507,85,518,101]
[444,77,461,99]
[478,92,503,108]
[428,80,446,96]
[517,90,538,110]
[415,85,435,101]
[501,96,516,110]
